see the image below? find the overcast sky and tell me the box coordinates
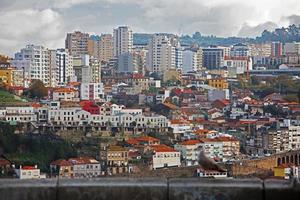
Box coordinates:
[1,0,300,56]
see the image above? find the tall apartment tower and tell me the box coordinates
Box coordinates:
[170,36,183,70]
[65,31,89,57]
[87,34,114,63]
[87,35,100,59]
[12,45,50,87]
[89,57,101,83]
[202,47,224,70]
[182,48,203,73]
[271,41,283,57]
[99,34,114,62]
[113,26,133,57]
[147,34,176,74]
[49,48,73,87]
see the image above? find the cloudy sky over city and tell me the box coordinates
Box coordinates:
[1,0,300,55]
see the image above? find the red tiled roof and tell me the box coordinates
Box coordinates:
[132,73,144,79]
[50,159,72,166]
[68,157,99,164]
[137,136,160,142]
[126,136,160,146]
[180,140,202,145]
[126,139,140,145]
[170,119,190,125]
[22,166,37,170]
[53,88,76,93]
[199,138,220,143]
[193,129,211,134]
[213,99,230,106]
[31,103,41,108]
[151,145,178,153]
[239,119,257,124]
[215,136,239,142]
[67,82,81,87]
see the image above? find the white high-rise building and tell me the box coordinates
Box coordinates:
[170,35,183,70]
[49,49,73,87]
[175,47,183,70]
[113,26,133,58]
[147,34,176,73]
[182,49,198,73]
[12,45,50,87]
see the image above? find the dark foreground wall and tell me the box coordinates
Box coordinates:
[0,178,299,200]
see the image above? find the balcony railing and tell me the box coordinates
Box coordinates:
[0,178,300,200]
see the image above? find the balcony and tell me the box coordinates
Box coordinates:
[0,178,299,200]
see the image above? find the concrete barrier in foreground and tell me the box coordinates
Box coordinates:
[0,178,299,200]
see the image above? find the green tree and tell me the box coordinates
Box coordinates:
[0,122,77,172]
[27,79,48,99]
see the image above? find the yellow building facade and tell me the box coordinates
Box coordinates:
[0,68,13,86]
[0,68,23,87]
[208,78,229,89]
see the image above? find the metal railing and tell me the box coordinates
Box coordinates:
[0,178,299,200]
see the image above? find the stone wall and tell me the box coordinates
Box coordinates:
[232,150,300,176]
[0,178,300,200]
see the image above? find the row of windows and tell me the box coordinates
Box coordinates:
[154,153,180,158]
[7,116,33,121]
[108,152,128,157]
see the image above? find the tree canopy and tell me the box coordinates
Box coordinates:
[26,79,48,99]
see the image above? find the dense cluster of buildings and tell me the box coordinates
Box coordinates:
[2,26,300,180]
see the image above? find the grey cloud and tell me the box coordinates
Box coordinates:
[0,8,66,56]
[284,15,300,26]
[237,22,278,38]
[1,0,300,56]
